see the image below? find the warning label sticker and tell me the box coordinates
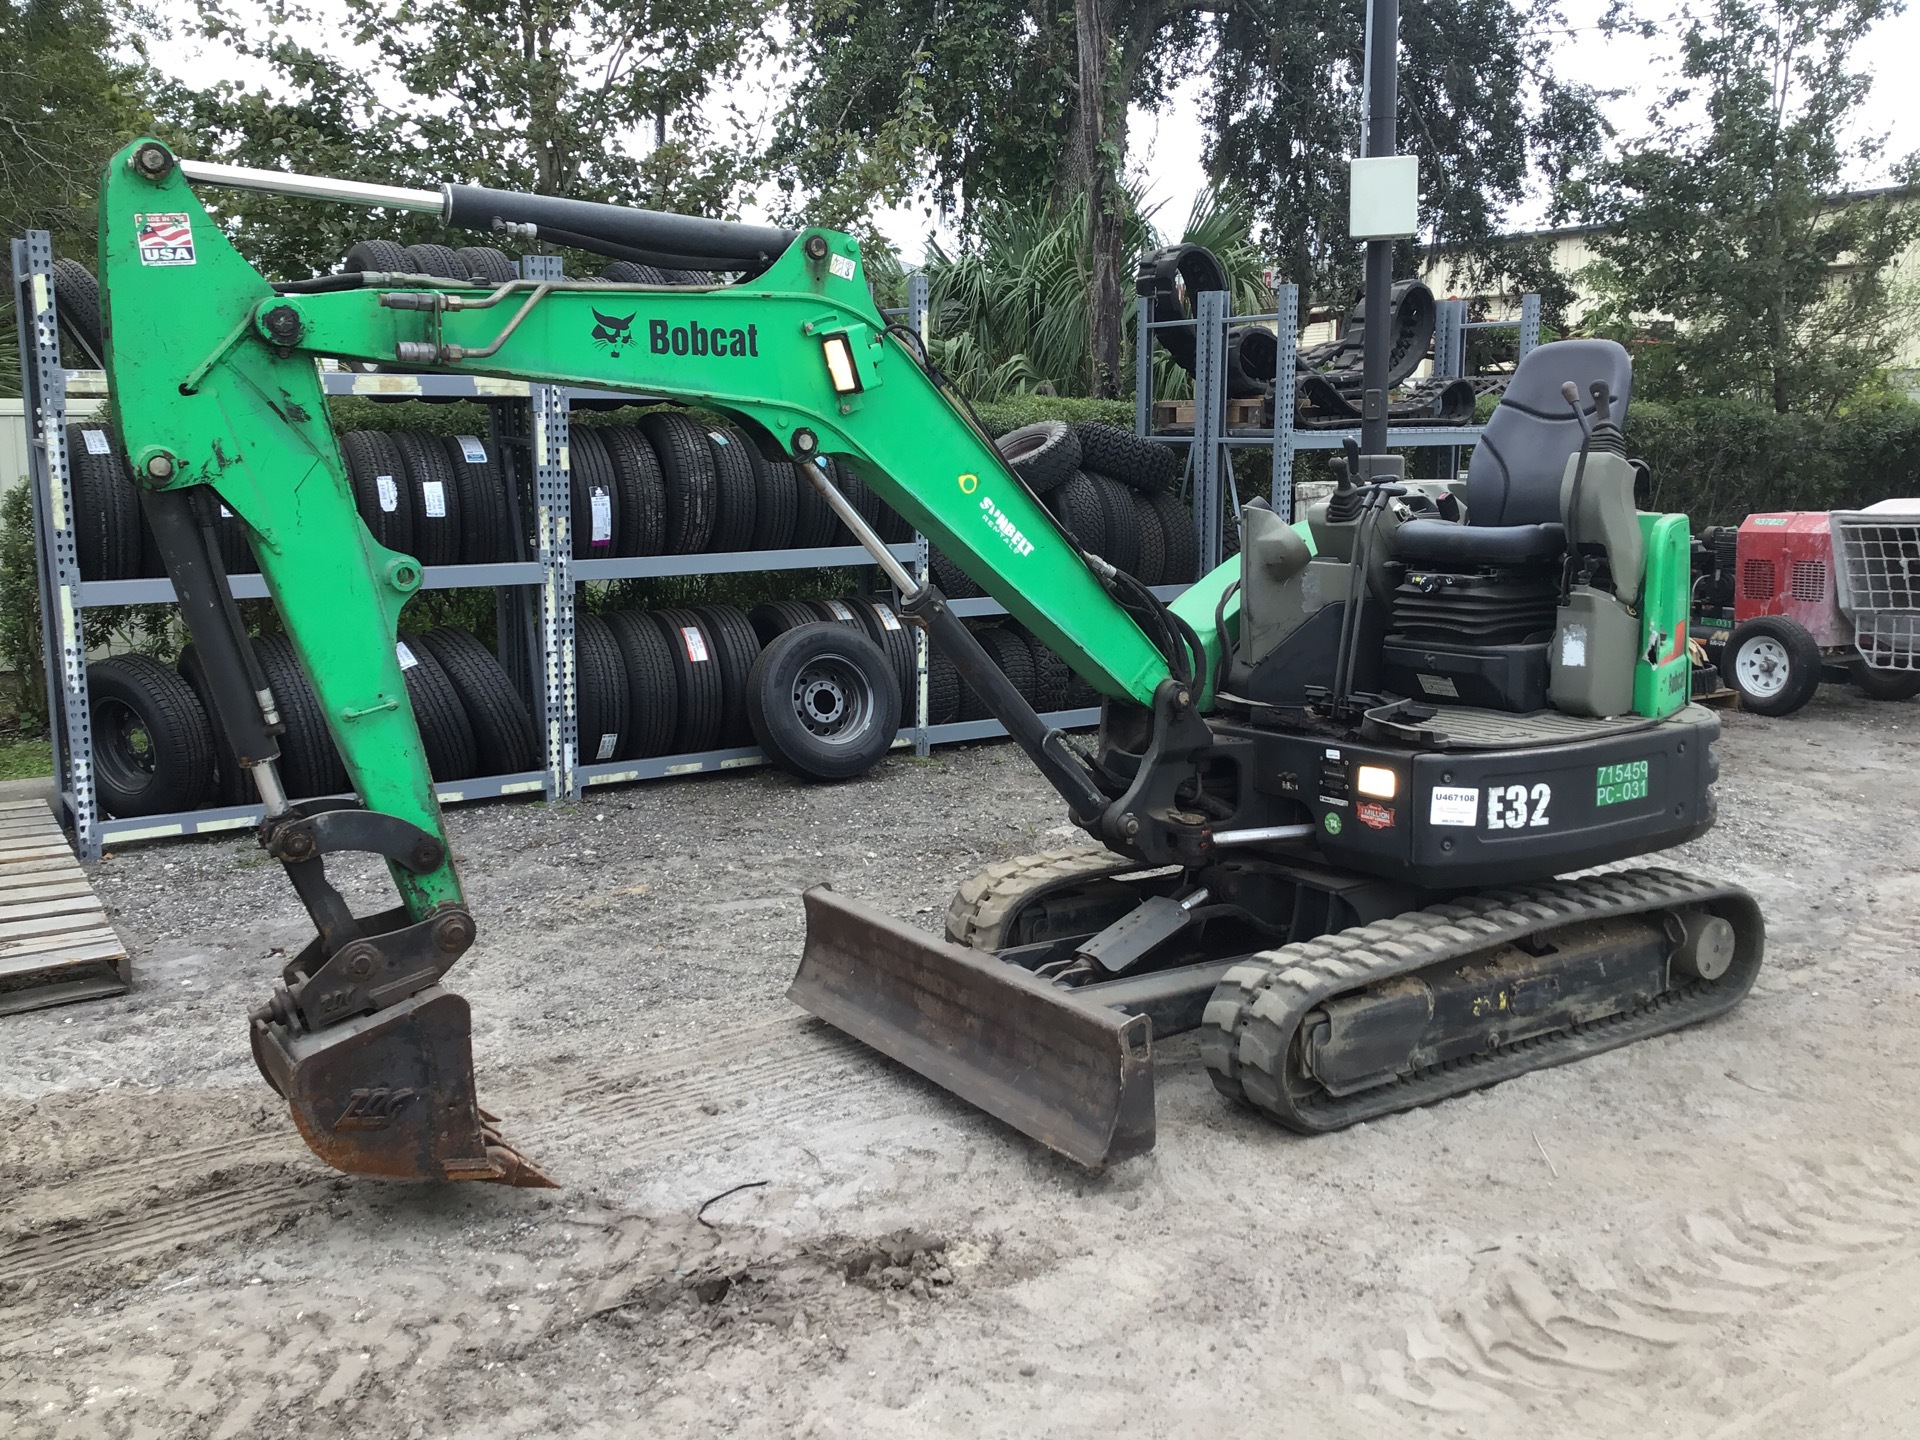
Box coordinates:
[135,212,195,267]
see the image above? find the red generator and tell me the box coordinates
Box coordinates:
[1691,505,1920,715]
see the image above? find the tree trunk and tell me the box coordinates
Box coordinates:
[1067,0,1124,396]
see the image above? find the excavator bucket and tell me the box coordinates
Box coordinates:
[791,887,1157,1169]
[251,986,555,1187]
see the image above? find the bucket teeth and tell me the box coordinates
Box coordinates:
[476,1114,559,1188]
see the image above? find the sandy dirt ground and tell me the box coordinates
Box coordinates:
[4,688,1920,1438]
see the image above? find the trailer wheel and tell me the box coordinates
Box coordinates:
[88,655,215,817]
[1850,661,1920,701]
[748,622,899,781]
[1723,616,1822,716]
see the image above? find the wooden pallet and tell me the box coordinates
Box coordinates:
[1151,398,1268,431]
[0,800,129,1016]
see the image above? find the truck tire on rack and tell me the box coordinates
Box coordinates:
[747,622,900,781]
[690,603,764,748]
[568,426,622,559]
[1072,423,1177,494]
[252,632,348,799]
[341,431,415,556]
[1850,660,1920,701]
[440,433,505,564]
[603,261,670,284]
[747,600,827,647]
[1088,473,1140,576]
[639,412,717,554]
[809,598,866,631]
[400,243,465,279]
[850,597,916,710]
[604,611,679,758]
[1147,491,1199,583]
[834,462,889,538]
[995,422,1080,495]
[601,425,667,557]
[1130,487,1167,585]
[977,625,1039,708]
[456,246,516,283]
[841,458,914,543]
[1722,615,1822,716]
[929,548,984,599]
[574,612,630,765]
[791,456,845,549]
[52,259,103,367]
[1017,627,1070,713]
[396,635,478,781]
[66,424,139,580]
[749,459,798,551]
[928,648,962,724]
[702,426,759,553]
[344,239,408,274]
[393,430,464,566]
[1046,471,1109,558]
[177,644,251,807]
[87,654,216,817]
[417,626,539,775]
[650,607,724,752]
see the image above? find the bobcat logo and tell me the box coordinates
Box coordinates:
[591,309,637,357]
[334,1086,418,1131]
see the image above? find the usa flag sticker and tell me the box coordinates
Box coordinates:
[134,212,195,267]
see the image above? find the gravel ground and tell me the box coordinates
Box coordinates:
[4,689,1920,1437]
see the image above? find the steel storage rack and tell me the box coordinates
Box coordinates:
[1134,285,1540,570]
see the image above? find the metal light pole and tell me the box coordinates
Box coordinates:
[1358,0,1399,460]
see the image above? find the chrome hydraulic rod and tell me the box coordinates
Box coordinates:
[177,159,444,214]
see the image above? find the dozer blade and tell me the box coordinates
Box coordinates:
[251,985,556,1187]
[791,886,1156,1169]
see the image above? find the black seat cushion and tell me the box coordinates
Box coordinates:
[1396,519,1566,567]
[1467,339,1633,526]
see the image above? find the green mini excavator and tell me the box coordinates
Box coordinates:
[88,32,1762,1179]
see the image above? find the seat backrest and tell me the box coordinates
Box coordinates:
[1467,339,1632,526]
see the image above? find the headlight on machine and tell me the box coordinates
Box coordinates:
[1354,764,1398,799]
[822,334,863,394]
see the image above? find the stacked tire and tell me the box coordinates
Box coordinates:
[926,621,1098,726]
[340,429,521,565]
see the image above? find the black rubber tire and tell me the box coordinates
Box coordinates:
[929,548,984,599]
[603,261,669,284]
[215,501,257,575]
[52,259,103,367]
[456,246,516,283]
[1073,423,1178,493]
[702,425,759,553]
[66,425,139,581]
[393,430,464,566]
[1722,616,1823,717]
[177,643,253,807]
[569,425,623,559]
[750,459,799,551]
[690,603,764,747]
[747,622,900,781]
[809,597,868,631]
[747,599,826,647]
[835,462,889,539]
[1048,471,1109,556]
[138,502,167,579]
[416,626,538,775]
[928,648,961,725]
[1064,667,1100,712]
[650,607,724,752]
[439,433,506,564]
[1089,473,1140,576]
[344,239,408,274]
[341,430,415,556]
[839,458,914,543]
[252,632,348,800]
[850,596,916,712]
[1019,627,1071,714]
[574,611,631,764]
[605,610,679,758]
[791,456,846,549]
[1148,491,1199,583]
[1851,661,1920,701]
[1130,487,1167,586]
[87,654,215,817]
[944,629,992,721]
[977,625,1038,707]
[396,634,479,781]
[401,243,464,279]
[639,412,717,554]
[600,425,667,558]
[996,422,1081,495]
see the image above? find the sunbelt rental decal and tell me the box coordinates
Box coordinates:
[134,213,194,266]
[959,474,1035,558]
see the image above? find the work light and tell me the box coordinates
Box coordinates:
[822,334,862,394]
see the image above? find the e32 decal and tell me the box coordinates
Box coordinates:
[1486,782,1551,830]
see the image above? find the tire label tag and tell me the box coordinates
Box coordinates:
[134,212,195,266]
[708,430,729,445]
[376,474,399,512]
[871,603,901,631]
[590,490,612,543]
[422,479,447,518]
[596,732,617,760]
[824,600,854,621]
[681,625,709,662]
[81,428,111,455]
[395,641,419,670]
[1429,786,1479,827]
[456,435,487,464]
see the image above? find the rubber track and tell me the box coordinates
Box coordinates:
[1198,866,1764,1133]
[944,845,1138,949]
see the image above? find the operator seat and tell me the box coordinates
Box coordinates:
[1394,338,1633,564]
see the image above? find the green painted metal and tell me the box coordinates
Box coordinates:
[98,142,459,917]
[1634,512,1693,719]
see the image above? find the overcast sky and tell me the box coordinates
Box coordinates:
[150,0,1920,264]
